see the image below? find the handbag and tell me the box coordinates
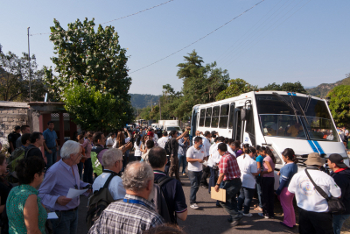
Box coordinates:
[305,169,346,214]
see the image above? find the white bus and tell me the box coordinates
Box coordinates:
[190,91,349,170]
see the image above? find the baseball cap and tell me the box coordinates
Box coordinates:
[328,154,348,168]
[304,152,325,167]
[147,131,154,137]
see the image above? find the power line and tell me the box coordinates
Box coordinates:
[222,0,312,68]
[29,0,175,36]
[130,0,266,74]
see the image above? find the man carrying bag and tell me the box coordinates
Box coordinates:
[288,153,341,234]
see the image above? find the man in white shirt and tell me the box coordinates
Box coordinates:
[106,133,116,149]
[207,137,225,197]
[92,148,126,200]
[200,131,212,188]
[288,152,341,234]
[187,136,207,209]
[157,131,169,149]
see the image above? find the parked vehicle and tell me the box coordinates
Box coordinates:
[190,91,349,170]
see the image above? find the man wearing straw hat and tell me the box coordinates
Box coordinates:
[288,152,341,234]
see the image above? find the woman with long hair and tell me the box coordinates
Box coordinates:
[276,148,298,228]
[237,147,261,216]
[254,146,265,212]
[134,135,142,161]
[259,147,276,219]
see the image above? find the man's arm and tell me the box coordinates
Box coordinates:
[175,128,191,140]
[43,141,51,153]
[38,171,62,209]
[215,173,225,192]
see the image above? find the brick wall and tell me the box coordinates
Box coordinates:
[0,107,29,146]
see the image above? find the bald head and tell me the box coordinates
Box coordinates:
[122,161,154,192]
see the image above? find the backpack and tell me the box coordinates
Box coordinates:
[91,146,105,176]
[153,176,175,224]
[86,171,117,229]
[7,147,35,183]
[164,139,171,156]
[8,147,26,172]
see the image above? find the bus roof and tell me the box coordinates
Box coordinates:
[192,91,325,109]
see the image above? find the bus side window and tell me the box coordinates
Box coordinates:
[219,104,229,128]
[211,106,220,128]
[229,103,235,129]
[205,107,212,127]
[199,109,205,127]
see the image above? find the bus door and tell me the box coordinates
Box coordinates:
[233,108,243,142]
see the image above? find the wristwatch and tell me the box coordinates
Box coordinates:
[216,183,220,186]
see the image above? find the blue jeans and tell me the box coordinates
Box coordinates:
[220,178,243,222]
[237,187,255,214]
[51,209,78,234]
[178,154,187,174]
[256,179,263,208]
[333,214,350,234]
[188,170,202,204]
[45,148,57,168]
[83,158,93,184]
[208,166,218,194]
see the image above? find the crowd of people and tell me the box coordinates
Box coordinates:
[0,123,350,234]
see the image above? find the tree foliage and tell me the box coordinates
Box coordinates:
[261,81,307,94]
[175,50,229,120]
[327,85,350,127]
[45,18,133,130]
[136,50,229,121]
[64,82,126,131]
[0,51,46,101]
[216,78,256,101]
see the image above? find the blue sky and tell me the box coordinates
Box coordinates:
[1,0,349,95]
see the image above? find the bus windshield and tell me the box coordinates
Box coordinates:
[256,94,338,142]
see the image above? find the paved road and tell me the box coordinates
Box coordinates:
[78,173,298,234]
[177,174,297,234]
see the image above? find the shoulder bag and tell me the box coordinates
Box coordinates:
[305,169,345,214]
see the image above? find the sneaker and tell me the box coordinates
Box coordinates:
[230,220,240,227]
[190,203,199,209]
[242,213,252,217]
[258,213,269,219]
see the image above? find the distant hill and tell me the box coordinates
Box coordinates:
[130,94,161,109]
[306,75,350,98]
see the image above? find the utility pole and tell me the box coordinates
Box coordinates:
[27,27,32,102]
[159,99,161,120]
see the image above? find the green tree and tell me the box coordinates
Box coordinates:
[327,85,350,127]
[45,18,132,130]
[175,50,229,120]
[0,51,46,101]
[216,78,256,101]
[64,82,124,131]
[261,81,307,94]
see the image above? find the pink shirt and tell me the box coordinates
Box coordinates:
[262,155,275,177]
[81,139,93,158]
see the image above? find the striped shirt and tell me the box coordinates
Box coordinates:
[219,152,241,181]
[88,194,164,234]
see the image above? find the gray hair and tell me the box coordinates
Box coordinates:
[122,161,154,192]
[102,148,123,168]
[60,140,81,159]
